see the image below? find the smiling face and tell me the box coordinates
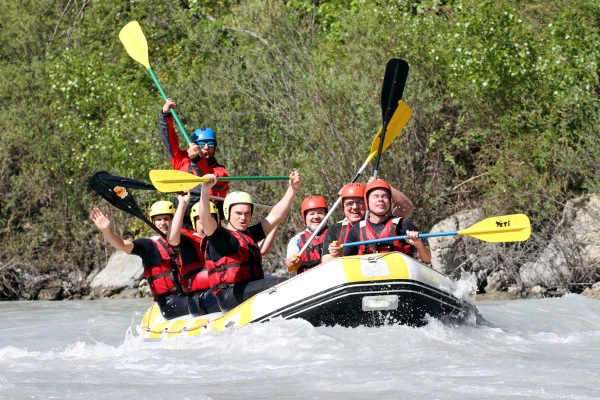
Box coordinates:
[152,214,173,235]
[304,208,327,231]
[342,197,366,225]
[367,189,391,216]
[228,203,253,231]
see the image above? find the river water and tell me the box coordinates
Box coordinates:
[1,295,599,399]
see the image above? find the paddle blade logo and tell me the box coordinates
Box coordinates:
[496,219,510,228]
[114,186,128,199]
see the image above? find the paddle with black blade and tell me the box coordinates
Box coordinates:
[292,101,412,263]
[119,21,192,145]
[341,214,531,249]
[95,171,157,191]
[89,171,165,238]
[97,171,275,210]
[373,58,409,180]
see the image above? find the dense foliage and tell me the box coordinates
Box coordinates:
[1,0,599,297]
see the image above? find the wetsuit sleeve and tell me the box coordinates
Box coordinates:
[176,233,202,265]
[248,223,266,243]
[158,112,192,172]
[131,238,162,268]
[321,224,341,256]
[341,224,360,256]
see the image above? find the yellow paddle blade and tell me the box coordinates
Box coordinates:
[149,169,208,193]
[367,100,412,162]
[459,214,531,242]
[119,21,151,69]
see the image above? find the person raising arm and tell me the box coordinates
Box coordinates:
[198,171,302,312]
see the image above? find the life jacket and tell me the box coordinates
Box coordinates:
[176,230,210,293]
[337,220,353,244]
[357,217,414,255]
[207,229,264,293]
[297,227,328,274]
[145,236,181,296]
[188,158,229,197]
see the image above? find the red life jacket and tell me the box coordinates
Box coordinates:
[145,236,180,296]
[207,229,264,293]
[357,217,414,255]
[297,227,328,274]
[337,220,352,244]
[176,230,210,293]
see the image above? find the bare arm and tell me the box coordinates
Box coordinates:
[405,230,431,263]
[90,207,134,253]
[261,171,302,235]
[168,191,190,246]
[259,224,278,256]
[285,235,302,272]
[390,185,413,218]
[199,176,218,236]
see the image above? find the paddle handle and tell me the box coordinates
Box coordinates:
[147,68,192,145]
[220,176,290,181]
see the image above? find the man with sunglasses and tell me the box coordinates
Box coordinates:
[159,98,230,224]
[321,180,414,263]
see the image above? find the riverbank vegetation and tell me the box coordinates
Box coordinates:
[1,0,599,299]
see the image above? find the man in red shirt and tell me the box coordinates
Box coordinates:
[158,98,230,224]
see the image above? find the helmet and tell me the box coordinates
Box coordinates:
[340,183,366,200]
[364,179,392,205]
[223,191,254,221]
[192,127,217,145]
[149,201,175,218]
[300,196,328,222]
[190,201,220,231]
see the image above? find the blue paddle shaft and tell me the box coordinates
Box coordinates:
[341,231,459,248]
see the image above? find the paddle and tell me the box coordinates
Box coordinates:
[340,214,531,248]
[292,102,412,261]
[89,171,165,238]
[97,171,274,209]
[373,58,409,180]
[149,169,290,193]
[96,171,156,191]
[119,21,192,145]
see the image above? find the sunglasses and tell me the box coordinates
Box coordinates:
[343,200,365,208]
[196,140,216,148]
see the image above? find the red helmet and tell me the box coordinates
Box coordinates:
[301,196,328,222]
[340,183,366,200]
[364,179,392,205]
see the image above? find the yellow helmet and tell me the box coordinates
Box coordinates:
[190,201,220,231]
[149,201,175,218]
[223,191,253,221]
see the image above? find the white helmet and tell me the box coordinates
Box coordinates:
[223,191,254,221]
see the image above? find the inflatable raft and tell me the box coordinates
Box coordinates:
[138,252,484,339]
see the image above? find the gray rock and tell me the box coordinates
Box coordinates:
[428,209,485,276]
[520,194,600,288]
[37,281,62,300]
[90,251,144,290]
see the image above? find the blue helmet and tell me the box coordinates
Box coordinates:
[192,127,217,145]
